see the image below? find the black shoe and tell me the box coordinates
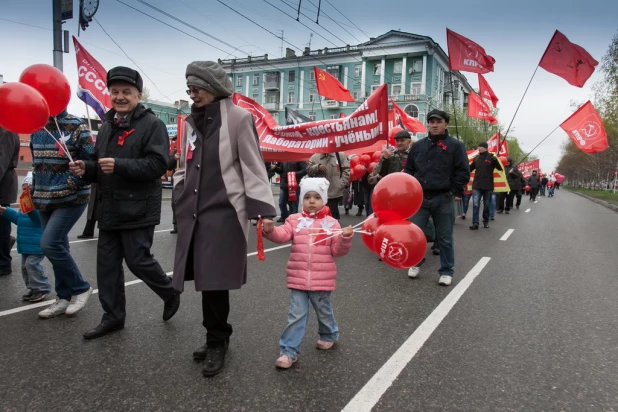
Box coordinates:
[29,292,48,302]
[483,223,489,228]
[432,248,440,256]
[469,224,479,230]
[202,341,229,377]
[516,205,520,209]
[10,235,16,249]
[0,268,11,277]
[277,217,286,223]
[345,210,349,215]
[77,234,94,239]
[490,216,495,221]
[83,322,124,340]
[22,291,34,301]
[355,211,363,216]
[170,228,178,234]
[193,344,208,361]
[163,292,181,321]
[460,215,466,220]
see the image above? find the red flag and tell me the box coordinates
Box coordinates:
[314,67,355,102]
[446,28,495,74]
[560,101,608,154]
[467,92,497,124]
[539,30,598,88]
[72,36,111,119]
[487,132,509,156]
[478,74,499,107]
[339,112,346,118]
[391,100,426,133]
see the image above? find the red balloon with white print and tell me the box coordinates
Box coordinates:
[373,220,426,269]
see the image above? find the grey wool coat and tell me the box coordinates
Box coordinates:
[172,98,276,292]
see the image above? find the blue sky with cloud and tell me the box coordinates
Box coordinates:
[1,0,616,170]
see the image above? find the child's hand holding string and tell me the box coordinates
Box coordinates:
[341,225,353,237]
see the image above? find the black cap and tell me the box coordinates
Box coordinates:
[107,66,143,92]
[478,141,489,149]
[427,109,450,123]
[394,130,412,140]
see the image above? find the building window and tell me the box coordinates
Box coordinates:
[236,75,243,87]
[373,63,381,75]
[309,94,316,103]
[392,85,401,96]
[170,117,176,123]
[353,90,361,100]
[266,93,278,104]
[326,66,340,80]
[371,84,381,93]
[252,93,259,101]
[330,114,337,120]
[393,61,402,74]
[412,60,423,72]
[288,92,295,104]
[354,65,362,77]
[309,111,316,121]
[310,70,315,80]
[404,104,419,118]
[253,74,259,85]
[288,71,295,82]
[411,82,422,95]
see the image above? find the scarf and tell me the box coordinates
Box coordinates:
[190,104,206,133]
[297,207,333,244]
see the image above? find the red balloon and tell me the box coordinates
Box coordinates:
[360,154,371,167]
[350,156,360,168]
[499,156,508,166]
[388,126,404,146]
[372,173,423,222]
[20,64,71,116]
[368,162,377,174]
[0,83,50,134]
[361,216,382,253]
[373,220,426,269]
[524,185,531,191]
[353,164,367,176]
[372,151,382,163]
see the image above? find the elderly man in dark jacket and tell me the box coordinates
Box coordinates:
[272,161,307,222]
[504,158,524,212]
[469,141,503,230]
[70,66,180,340]
[0,127,20,276]
[404,109,470,286]
[528,170,541,202]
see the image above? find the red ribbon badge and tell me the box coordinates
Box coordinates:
[436,141,447,151]
[118,129,135,146]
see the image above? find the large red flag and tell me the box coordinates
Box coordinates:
[560,101,608,154]
[446,28,495,74]
[468,92,497,124]
[391,100,426,133]
[539,30,598,88]
[73,36,111,119]
[478,74,499,107]
[314,67,355,102]
[487,132,508,156]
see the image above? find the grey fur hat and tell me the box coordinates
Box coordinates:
[186,61,233,97]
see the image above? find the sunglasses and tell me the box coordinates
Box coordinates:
[186,87,203,95]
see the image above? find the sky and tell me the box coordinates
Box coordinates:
[1,0,616,171]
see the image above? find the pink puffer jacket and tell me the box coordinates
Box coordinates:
[264,213,353,291]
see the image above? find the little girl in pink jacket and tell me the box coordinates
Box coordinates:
[263,177,353,369]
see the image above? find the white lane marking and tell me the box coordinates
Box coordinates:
[500,229,514,241]
[525,209,531,213]
[10,228,173,252]
[0,245,291,318]
[342,257,492,412]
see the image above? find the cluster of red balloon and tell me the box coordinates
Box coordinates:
[0,64,72,134]
[349,151,381,182]
[360,173,425,269]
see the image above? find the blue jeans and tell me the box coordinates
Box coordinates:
[548,186,555,196]
[21,254,51,293]
[462,194,472,215]
[472,189,492,225]
[280,289,339,360]
[410,193,455,277]
[278,188,299,219]
[39,204,90,300]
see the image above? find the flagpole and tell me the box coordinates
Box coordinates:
[515,124,559,164]
[319,97,327,121]
[500,65,540,148]
[84,104,93,131]
[449,72,460,140]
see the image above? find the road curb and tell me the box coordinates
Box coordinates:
[565,189,618,213]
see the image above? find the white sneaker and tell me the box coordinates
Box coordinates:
[408,266,421,278]
[438,276,452,286]
[38,299,70,319]
[65,287,93,316]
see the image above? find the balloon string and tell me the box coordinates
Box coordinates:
[309,228,372,246]
[43,127,74,163]
[53,117,73,162]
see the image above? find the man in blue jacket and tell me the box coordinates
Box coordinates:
[404,110,470,286]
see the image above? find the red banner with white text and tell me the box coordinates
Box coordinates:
[233,85,389,162]
[520,159,540,176]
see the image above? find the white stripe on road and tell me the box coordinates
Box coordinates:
[0,245,292,318]
[525,208,531,213]
[500,229,515,241]
[341,257,492,412]
[10,228,173,252]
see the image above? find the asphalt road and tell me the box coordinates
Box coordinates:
[1,189,617,411]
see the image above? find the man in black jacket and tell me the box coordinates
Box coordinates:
[528,170,541,202]
[504,158,524,212]
[272,161,307,222]
[469,142,503,229]
[70,67,180,340]
[540,174,548,197]
[0,127,20,276]
[404,109,470,286]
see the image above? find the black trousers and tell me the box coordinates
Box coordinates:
[506,191,517,210]
[530,187,539,201]
[327,197,342,220]
[97,226,175,324]
[496,192,507,212]
[202,290,233,347]
[81,218,96,236]
[0,204,12,272]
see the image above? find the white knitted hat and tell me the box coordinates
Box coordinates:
[299,177,329,203]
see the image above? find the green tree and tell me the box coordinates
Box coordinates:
[140,87,151,102]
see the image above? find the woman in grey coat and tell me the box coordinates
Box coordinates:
[173,61,276,377]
